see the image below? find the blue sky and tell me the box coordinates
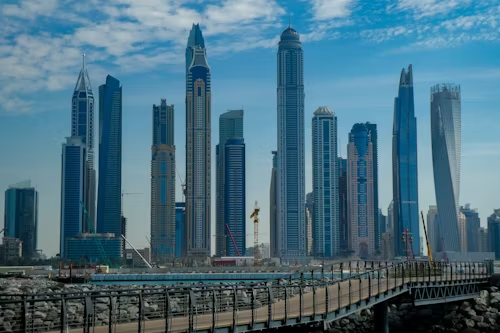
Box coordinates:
[0,0,499,257]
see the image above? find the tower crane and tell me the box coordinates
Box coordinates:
[250,201,260,261]
[420,211,434,264]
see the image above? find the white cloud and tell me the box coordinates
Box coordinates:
[393,0,472,19]
[310,0,356,21]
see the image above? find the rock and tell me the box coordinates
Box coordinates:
[3,309,15,319]
[340,318,349,325]
[464,309,476,318]
[464,318,475,327]
[461,328,480,333]
[460,302,472,312]
[490,286,498,292]
[470,315,483,322]
[474,297,487,306]
[479,290,489,299]
[95,303,108,311]
[399,303,413,311]
[34,311,47,319]
[474,304,488,313]
[3,321,12,332]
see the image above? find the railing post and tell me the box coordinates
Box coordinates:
[22,296,27,333]
[386,266,389,292]
[340,263,344,279]
[359,276,362,303]
[108,295,112,333]
[377,265,380,296]
[188,291,194,333]
[138,293,144,333]
[251,287,255,330]
[313,284,317,315]
[283,285,288,324]
[299,284,303,322]
[83,296,93,333]
[393,265,396,289]
[409,262,412,284]
[402,263,405,286]
[166,291,171,333]
[428,262,431,283]
[59,296,66,333]
[325,279,329,317]
[368,274,372,298]
[348,279,352,306]
[232,287,237,332]
[337,281,341,309]
[267,286,273,328]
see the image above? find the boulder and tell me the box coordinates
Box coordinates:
[470,315,483,322]
[474,304,488,313]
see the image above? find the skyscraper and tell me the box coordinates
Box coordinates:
[427,205,440,255]
[347,123,375,258]
[97,75,122,242]
[338,157,348,253]
[479,227,489,253]
[460,204,480,252]
[431,84,461,252]
[364,123,379,253]
[312,106,339,258]
[185,24,211,257]
[488,209,500,259]
[305,192,314,257]
[224,138,246,256]
[175,202,186,258]
[269,151,278,258]
[151,99,176,262]
[4,181,38,259]
[392,65,420,256]
[277,26,306,260]
[60,137,86,258]
[216,110,244,257]
[71,55,96,232]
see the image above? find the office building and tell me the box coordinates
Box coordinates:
[338,157,348,254]
[0,237,23,262]
[224,138,246,257]
[269,151,278,258]
[431,84,461,252]
[392,65,420,256]
[387,201,394,233]
[379,209,387,235]
[66,233,122,262]
[381,232,394,260]
[479,227,489,253]
[458,212,467,252]
[72,55,96,232]
[151,99,176,262]
[312,106,339,258]
[277,25,306,260]
[185,24,211,257]
[488,209,500,259]
[364,123,379,253]
[4,181,38,259]
[427,205,440,255]
[305,192,314,257]
[216,110,244,256]
[347,124,376,258]
[60,137,86,258]
[175,203,186,258]
[460,204,480,252]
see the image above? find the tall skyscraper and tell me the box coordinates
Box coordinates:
[305,192,314,257]
[431,84,461,252]
[347,123,375,258]
[277,25,306,260]
[338,157,348,253]
[392,65,420,256]
[71,55,96,232]
[97,75,122,241]
[60,137,86,258]
[151,99,176,262]
[426,205,440,255]
[224,138,246,256]
[4,181,38,259]
[269,151,278,258]
[379,209,387,235]
[312,106,339,258]
[185,24,211,257]
[175,202,186,258]
[216,110,244,257]
[364,123,379,253]
[488,209,500,259]
[478,227,489,253]
[460,204,480,252]
[387,201,394,233]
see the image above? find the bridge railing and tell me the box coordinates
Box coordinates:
[0,260,492,333]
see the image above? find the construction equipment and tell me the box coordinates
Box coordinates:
[225,224,241,256]
[121,235,153,269]
[250,201,260,260]
[420,211,434,264]
[79,201,111,267]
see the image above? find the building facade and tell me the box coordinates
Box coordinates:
[72,55,96,232]
[151,99,176,262]
[392,65,420,256]
[479,227,489,253]
[364,123,379,253]
[216,110,244,256]
[277,26,306,261]
[269,151,278,258]
[426,205,440,255]
[312,106,339,258]
[488,210,500,259]
[60,137,86,258]
[305,192,314,257]
[185,24,211,257]
[347,124,375,258]
[338,157,348,254]
[175,203,186,258]
[224,138,246,257]
[460,204,480,252]
[431,84,462,252]
[4,181,38,259]
[66,233,122,262]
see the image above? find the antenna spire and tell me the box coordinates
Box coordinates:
[82,53,86,71]
[288,15,291,28]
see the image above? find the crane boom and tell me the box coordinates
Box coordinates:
[121,234,153,269]
[420,211,433,263]
[225,224,241,256]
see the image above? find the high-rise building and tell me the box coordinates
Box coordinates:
[72,55,96,232]
[277,25,306,261]
[460,204,480,252]
[4,181,38,259]
[312,106,339,258]
[97,75,122,260]
[392,65,420,256]
[216,110,244,257]
[431,84,461,252]
[224,138,246,256]
[305,192,314,257]
[269,151,278,258]
[151,99,176,262]
[347,123,376,258]
[175,203,186,258]
[387,201,394,233]
[379,209,387,235]
[458,212,467,252]
[338,157,348,254]
[426,205,440,255]
[185,24,211,257]
[364,123,379,253]
[60,137,86,258]
[479,227,489,253]
[488,209,500,259]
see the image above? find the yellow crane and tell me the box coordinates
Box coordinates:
[250,201,260,261]
[420,211,434,264]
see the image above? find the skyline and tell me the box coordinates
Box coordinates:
[1,0,499,257]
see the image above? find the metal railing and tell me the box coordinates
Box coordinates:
[0,260,492,333]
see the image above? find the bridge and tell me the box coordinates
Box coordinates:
[0,260,493,333]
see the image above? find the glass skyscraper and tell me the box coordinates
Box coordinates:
[312,106,339,258]
[460,204,480,252]
[97,75,122,244]
[216,110,244,257]
[364,123,379,252]
[431,84,461,252]
[392,65,420,256]
[224,138,246,257]
[185,24,211,257]
[488,209,500,259]
[151,99,176,262]
[338,157,348,254]
[175,202,186,258]
[277,26,306,261]
[347,123,376,258]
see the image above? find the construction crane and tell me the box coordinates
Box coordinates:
[250,201,260,260]
[420,211,434,264]
[121,235,153,269]
[225,224,241,256]
[79,201,111,267]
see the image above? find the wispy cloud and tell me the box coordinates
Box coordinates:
[309,0,356,20]
[391,0,472,19]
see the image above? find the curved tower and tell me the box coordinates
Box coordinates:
[277,26,306,261]
[431,83,461,252]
